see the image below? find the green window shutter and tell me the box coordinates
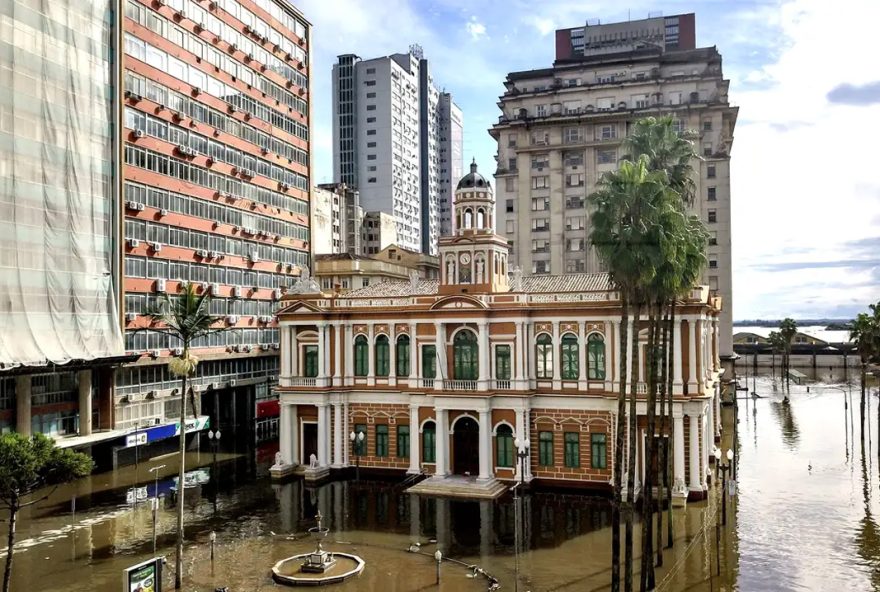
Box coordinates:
[422,423,436,463]
[561,334,579,380]
[396,335,410,376]
[453,330,478,380]
[591,432,607,469]
[536,334,553,378]
[495,344,511,380]
[496,424,514,467]
[539,431,554,466]
[588,334,606,380]
[564,431,580,468]
[354,336,368,376]
[397,425,410,458]
[303,345,319,377]
[375,335,390,376]
[354,424,367,455]
[376,424,388,457]
[422,345,436,379]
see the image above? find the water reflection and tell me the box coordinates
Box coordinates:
[770,400,800,449]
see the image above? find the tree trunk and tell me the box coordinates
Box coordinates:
[625,300,642,592]
[860,364,867,443]
[176,369,188,589]
[3,501,18,592]
[611,296,630,592]
[641,305,658,591]
[656,305,670,565]
[666,302,676,548]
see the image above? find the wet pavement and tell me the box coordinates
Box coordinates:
[6,367,880,591]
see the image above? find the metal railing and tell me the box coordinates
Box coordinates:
[421,378,435,389]
[288,377,317,387]
[445,380,479,391]
[494,380,512,390]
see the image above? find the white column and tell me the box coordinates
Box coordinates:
[408,405,420,474]
[478,409,492,480]
[317,323,327,385]
[577,321,587,388]
[673,318,683,394]
[281,326,291,378]
[434,322,444,390]
[317,403,329,467]
[687,319,698,392]
[280,404,293,465]
[479,320,490,390]
[611,319,620,390]
[324,323,331,381]
[333,322,342,387]
[78,370,92,436]
[333,403,343,467]
[527,322,535,388]
[408,323,418,387]
[625,319,634,391]
[688,413,701,491]
[514,322,524,388]
[672,408,686,497]
[342,401,350,465]
[436,409,449,476]
[367,323,375,386]
[714,319,721,371]
[715,384,722,439]
[344,324,353,385]
[389,324,397,386]
[552,321,561,389]
[603,320,613,391]
[701,412,709,488]
[290,326,299,377]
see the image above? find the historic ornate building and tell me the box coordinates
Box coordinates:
[275,161,722,501]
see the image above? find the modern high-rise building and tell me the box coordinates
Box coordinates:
[331,48,461,255]
[491,13,737,355]
[311,183,362,256]
[119,0,312,453]
[555,13,696,60]
[438,93,464,237]
[1,1,127,440]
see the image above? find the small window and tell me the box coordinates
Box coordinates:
[376,424,389,457]
[505,177,515,192]
[303,345,318,377]
[496,424,514,467]
[354,335,368,376]
[707,164,716,178]
[708,209,717,223]
[564,432,580,468]
[536,334,553,378]
[422,422,436,462]
[707,187,717,201]
[539,431,554,466]
[709,259,718,269]
[506,199,514,213]
[591,433,607,469]
[397,425,410,458]
[505,220,515,234]
[495,345,511,380]
[422,345,436,379]
[702,120,713,131]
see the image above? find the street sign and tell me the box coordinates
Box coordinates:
[123,557,163,592]
[125,432,148,448]
[126,486,149,505]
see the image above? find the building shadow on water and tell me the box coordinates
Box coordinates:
[857,439,880,589]
[770,400,800,449]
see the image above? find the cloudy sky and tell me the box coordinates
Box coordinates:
[296,0,880,320]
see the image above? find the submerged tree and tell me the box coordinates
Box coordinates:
[850,305,879,443]
[779,318,798,394]
[144,282,220,589]
[0,433,92,592]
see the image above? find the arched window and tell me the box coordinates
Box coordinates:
[453,330,478,380]
[354,335,368,376]
[375,335,390,376]
[496,424,514,467]
[422,421,436,463]
[561,334,579,380]
[464,208,473,228]
[536,334,553,378]
[588,334,606,380]
[477,208,485,228]
[396,335,410,377]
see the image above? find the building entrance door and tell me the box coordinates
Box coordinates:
[452,416,480,475]
[302,422,318,464]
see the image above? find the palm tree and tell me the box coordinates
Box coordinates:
[768,331,785,381]
[779,318,798,393]
[851,310,878,443]
[144,282,220,589]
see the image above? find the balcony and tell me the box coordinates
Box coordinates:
[445,380,478,391]
[421,378,435,389]
[288,377,317,387]
[493,380,512,390]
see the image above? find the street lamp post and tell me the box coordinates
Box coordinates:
[512,438,529,592]
[148,464,166,552]
[713,447,734,526]
[208,429,222,515]
[434,549,442,585]
[349,430,365,481]
[514,438,530,486]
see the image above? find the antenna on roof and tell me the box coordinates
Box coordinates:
[409,43,424,60]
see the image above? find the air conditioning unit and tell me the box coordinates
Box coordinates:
[156,278,167,292]
[247,53,254,61]
[231,43,238,52]
[210,283,220,294]
[177,144,188,154]
[173,347,184,356]
[196,249,208,258]
[243,25,251,34]
[134,129,145,138]
[132,93,143,102]
[150,349,161,358]
[127,201,139,210]
[273,288,282,300]
[218,191,229,199]
[209,250,220,258]
[241,169,254,178]
[149,241,162,252]
[192,87,201,95]
[229,379,237,387]
[261,36,268,44]
[159,208,168,216]
[248,253,260,263]
[279,182,289,190]
[125,312,138,321]
[271,344,280,350]
[198,21,206,30]
[243,344,252,352]
[227,315,239,324]
[233,286,242,298]
[127,238,140,248]
[208,0,216,8]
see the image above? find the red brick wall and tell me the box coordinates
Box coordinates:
[349,402,410,470]
[529,408,613,483]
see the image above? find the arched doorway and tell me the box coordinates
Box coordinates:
[453,416,479,475]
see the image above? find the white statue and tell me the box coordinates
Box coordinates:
[509,265,523,291]
[273,451,283,467]
[290,266,321,294]
[309,453,318,469]
[475,259,484,284]
[446,259,455,284]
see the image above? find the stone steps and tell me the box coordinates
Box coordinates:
[406,476,509,499]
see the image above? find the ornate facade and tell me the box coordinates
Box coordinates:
[275,162,723,501]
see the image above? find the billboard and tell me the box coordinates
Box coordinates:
[123,557,163,592]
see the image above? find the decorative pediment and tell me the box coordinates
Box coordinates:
[277,300,324,315]
[535,322,552,333]
[429,294,488,310]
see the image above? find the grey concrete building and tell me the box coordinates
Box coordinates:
[491,18,737,355]
[438,93,464,237]
[313,183,362,256]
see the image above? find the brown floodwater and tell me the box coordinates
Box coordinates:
[6,369,878,591]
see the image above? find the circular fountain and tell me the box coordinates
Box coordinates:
[271,511,364,586]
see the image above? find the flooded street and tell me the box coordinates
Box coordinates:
[7,369,880,591]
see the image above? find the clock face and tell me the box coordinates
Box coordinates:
[459,253,471,265]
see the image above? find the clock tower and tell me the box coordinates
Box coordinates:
[438,160,511,294]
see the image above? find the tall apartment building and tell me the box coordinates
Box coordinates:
[0,1,127,440]
[120,0,312,452]
[311,183,362,256]
[331,48,461,255]
[491,14,737,355]
[555,13,696,59]
[438,93,464,237]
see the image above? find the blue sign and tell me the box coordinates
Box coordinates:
[122,416,210,448]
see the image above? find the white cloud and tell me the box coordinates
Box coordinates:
[466,16,488,40]
[523,15,555,36]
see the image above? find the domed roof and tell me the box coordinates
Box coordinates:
[456,159,491,191]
